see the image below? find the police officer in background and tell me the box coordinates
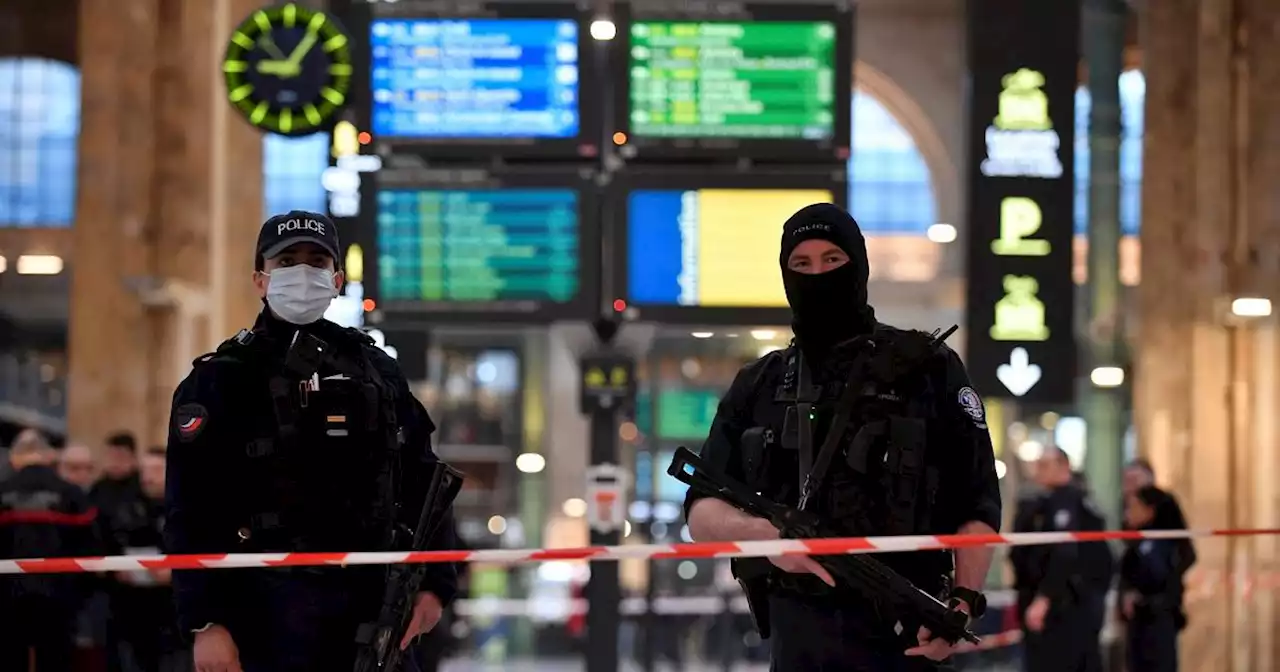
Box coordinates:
[685,204,1002,670]
[165,210,458,672]
[1010,447,1112,672]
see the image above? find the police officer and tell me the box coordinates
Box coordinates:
[1009,447,1111,672]
[1119,485,1193,672]
[165,210,458,672]
[684,204,1002,670]
[0,430,100,672]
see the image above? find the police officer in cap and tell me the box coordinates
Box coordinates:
[685,204,1002,670]
[165,210,458,672]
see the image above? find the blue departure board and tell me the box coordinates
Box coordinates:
[376,189,580,303]
[369,18,581,138]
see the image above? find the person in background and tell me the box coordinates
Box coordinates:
[91,432,149,672]
[113,449,190,672]
[0,429,100,672]
[1122,459,1155,498]
[57,443,111,672]
[91,432,142,513]
[59,444,98,492]
[1120,486,1195,672]
[1009,447,1112,672]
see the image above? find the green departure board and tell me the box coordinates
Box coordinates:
[628,21,837,140]
[656,389,721,439]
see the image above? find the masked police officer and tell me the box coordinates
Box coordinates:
[684,204,1002,670]
[165,210,458,672]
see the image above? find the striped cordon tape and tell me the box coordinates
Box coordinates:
[2,527,1277,575]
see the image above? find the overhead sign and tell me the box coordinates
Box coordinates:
[964,1,1078,404]
[585,463,630,535]
[579,354,637,414]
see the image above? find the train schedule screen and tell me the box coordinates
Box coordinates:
[377,188,580,303]
[627,21,836,140]
[369,18,581,139]
[625,188,834,307]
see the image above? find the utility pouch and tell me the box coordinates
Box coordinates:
[740,427,769,486]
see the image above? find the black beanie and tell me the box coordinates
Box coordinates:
[779,203,868,270]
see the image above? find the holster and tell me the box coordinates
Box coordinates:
[732,558,773,638]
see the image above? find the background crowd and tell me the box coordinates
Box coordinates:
[0,428,190,672]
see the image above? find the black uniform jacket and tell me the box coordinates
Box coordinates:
[164,310,458,633]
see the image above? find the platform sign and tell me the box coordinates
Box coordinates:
[964,1,1079,404]
[579,354,637,414]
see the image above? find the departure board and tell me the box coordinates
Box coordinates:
[369,18,581,138]
[376,189,580,303]
[626,187,833,307]
[628,21,837,140]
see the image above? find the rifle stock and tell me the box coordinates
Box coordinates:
[670,446,979,645]
[354,461,465,672]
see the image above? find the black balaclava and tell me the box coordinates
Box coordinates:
[779,203,876,355]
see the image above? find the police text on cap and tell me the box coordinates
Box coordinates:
[278,218,326,236]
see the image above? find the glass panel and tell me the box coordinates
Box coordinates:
[263,132,330,220]
[0,58,80,227]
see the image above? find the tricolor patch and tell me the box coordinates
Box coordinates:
[174,403,208,443]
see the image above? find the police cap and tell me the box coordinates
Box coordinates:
[257,210,341,265]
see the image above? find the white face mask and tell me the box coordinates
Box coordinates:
[265,265,338,325]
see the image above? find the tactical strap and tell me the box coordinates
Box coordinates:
[796,340,877,512]
[795,349,816,494]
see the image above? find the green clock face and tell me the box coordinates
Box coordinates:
[222,3,353,137]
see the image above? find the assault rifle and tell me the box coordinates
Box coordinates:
[669,446,979,645]
[354,461,465,672]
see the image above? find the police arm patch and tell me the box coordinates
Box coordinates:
[173,403,209,443]
[957,386,986,426]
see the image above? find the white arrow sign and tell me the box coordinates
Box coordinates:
[997,347,1042,396]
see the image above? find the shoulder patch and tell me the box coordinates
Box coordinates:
[173,403,209,443]
[957,386,987,427]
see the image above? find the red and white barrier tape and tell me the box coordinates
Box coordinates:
[2,527,1277,575]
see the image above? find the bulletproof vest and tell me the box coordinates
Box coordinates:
[206,327,402,553]
[742,327,942,537]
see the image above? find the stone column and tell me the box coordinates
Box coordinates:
[67,0,162,449]
[68,0,264,447]
[1137,0,1280,668]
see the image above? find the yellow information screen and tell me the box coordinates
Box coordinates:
[626,188,834,307]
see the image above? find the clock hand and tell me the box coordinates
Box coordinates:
[257,35,289,61]
[257,59,301,77]
[284,29,319,68]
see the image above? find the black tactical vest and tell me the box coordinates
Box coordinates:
[199,327,402,553]
[741,329,950,586]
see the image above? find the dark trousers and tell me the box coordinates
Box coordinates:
[766,595,952,671]
[229,571,375,672]
[1021,595,1104,672]
[109,586,188,672]
[0,595,75,672]
[1126,611,1179,672]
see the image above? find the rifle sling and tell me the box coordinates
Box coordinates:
[796,340,876,512]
